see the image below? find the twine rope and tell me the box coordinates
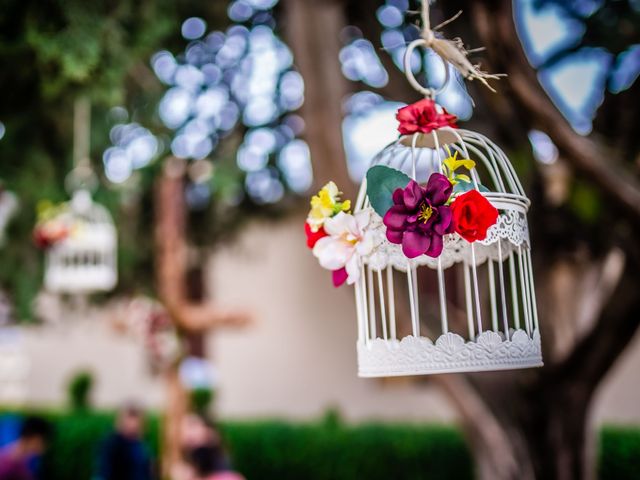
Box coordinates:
[67,97,97,193]
[417,0,504,92]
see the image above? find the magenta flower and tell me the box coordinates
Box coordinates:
[383,174,454,258]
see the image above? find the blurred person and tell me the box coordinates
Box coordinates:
[95,404,154,480]
[0,416,52,480]
[174,413,244,480]
[189,445,245,480]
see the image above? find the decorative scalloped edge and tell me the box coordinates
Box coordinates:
[363,207,530,271]
[357,329,542,377]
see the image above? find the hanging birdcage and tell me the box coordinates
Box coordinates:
[42,189,117,293]
[353,129,541,377]
[305,37,542,377]
[37,98,118,294]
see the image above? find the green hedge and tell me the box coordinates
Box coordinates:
[1,411,639,480]
[223,421,472,480]
[1,410,472,480]
[599,426,640,480]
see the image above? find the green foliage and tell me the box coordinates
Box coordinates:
[190,387,214,414]
[0,0,301,321]
[366,165,411,217]
[221,421,473,480]
[1,410,639,479]
[598,426,640,480]
[0,0,182,320]
[67,370,94,411]
[569,180,604,224]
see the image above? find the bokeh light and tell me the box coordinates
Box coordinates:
[104,0,311,204]
[182,17,207,40]
[103,116,159,184]
[342,92,403,181]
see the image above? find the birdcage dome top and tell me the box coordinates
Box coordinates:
[353,128,531,273]
[38,189,118,294]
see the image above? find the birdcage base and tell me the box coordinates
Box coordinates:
[357,329,542,377]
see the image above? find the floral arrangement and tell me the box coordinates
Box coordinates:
[304,182,375,287]
[305,99,499,285]
[32,200,74,249]
[111,296,182,374]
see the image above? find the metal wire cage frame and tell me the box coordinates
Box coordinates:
[44,189,117,293]
[353,128,542,377]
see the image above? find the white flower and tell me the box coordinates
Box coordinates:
[312,210,375,284]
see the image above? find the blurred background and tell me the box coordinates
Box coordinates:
[0,0,639,479]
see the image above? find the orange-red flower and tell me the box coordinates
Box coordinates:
[450,190,499,242]
[304,222,328,249]
[33,223,69,250]
[396,98,458,135]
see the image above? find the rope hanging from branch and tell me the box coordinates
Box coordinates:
[67,97,97,193]
[73,97,91,169]
[419,0,504,92]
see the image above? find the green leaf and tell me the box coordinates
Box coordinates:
[366,165,411,217]
[452,180,490,195]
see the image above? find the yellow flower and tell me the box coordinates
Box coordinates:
[442,150,475,185]
[307,181,351,231]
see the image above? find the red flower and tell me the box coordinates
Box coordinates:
[33,224,69,250]
[304,222,328,249]
[396,98,458,135]
[450,190,499,242]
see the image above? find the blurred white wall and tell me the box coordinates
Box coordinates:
[6,213,640,425]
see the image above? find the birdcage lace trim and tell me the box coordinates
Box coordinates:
[357,329,542,377]
[364,207,529,271]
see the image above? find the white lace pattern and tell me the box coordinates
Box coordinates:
[363,207,529,272]
[358,329,542,377]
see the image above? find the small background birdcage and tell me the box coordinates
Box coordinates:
[44,189,117,293]
[43,98,117,294]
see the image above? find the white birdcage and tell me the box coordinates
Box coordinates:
[44,189,117,293]
[351,40,542,377]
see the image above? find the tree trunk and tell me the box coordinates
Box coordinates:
[162,361,188,479]
[154,158,250,478]
[442,253,640,480]
[283,0,355,198]
[419,2,640,478]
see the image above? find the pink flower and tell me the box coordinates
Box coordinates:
[396,98,458,135]
[332,267,348,287]
[383,174,454,258]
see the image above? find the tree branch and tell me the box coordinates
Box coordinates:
[434,374,534,480]
[154,157,251,333]
[472,0,640,224]
[552,239,640,389]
